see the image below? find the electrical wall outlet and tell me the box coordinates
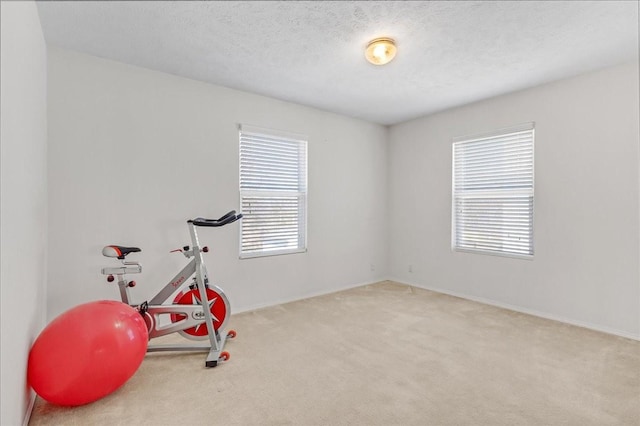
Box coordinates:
[408,264,413,273]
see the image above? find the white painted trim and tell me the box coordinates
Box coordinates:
[451,122,535,143]
[388,277,640,342]
[239,247,307,260]
[23,391,36,426]
[238,123,308,144]
[232,275,639,341]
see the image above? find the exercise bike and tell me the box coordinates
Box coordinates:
[101,210,242,368]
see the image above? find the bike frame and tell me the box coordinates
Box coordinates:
[102,221,232,367]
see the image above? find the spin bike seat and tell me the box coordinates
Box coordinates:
[102,245,141,259]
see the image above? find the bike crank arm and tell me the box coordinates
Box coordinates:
[144,305,220,339]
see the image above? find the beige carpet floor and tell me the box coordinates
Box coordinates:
[29,281,640,425]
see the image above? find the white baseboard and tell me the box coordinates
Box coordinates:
[232,277,389,315]
[388,277,640,342]
[23,390,36,426]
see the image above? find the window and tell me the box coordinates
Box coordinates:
[452,123,534,258]
[239,125,307,258]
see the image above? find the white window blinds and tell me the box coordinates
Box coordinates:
[452,123,534,258]
[239,125,307,258]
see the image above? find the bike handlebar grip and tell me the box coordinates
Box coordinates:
[217,210,236,222]
[189,211,243,227]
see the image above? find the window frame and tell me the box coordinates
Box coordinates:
[451,122,535,260]
[238,124,308,259]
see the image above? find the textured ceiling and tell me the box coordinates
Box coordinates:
[36,1,638,125]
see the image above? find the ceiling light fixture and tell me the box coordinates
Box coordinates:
[365,37,397,66]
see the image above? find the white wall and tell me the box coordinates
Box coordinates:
[389,62,640,339]
[47,48,388,320]
[0,2,48,425]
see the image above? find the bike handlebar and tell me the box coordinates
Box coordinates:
[189,210,243,227]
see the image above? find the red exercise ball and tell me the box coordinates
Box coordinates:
[28,300,148,406]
